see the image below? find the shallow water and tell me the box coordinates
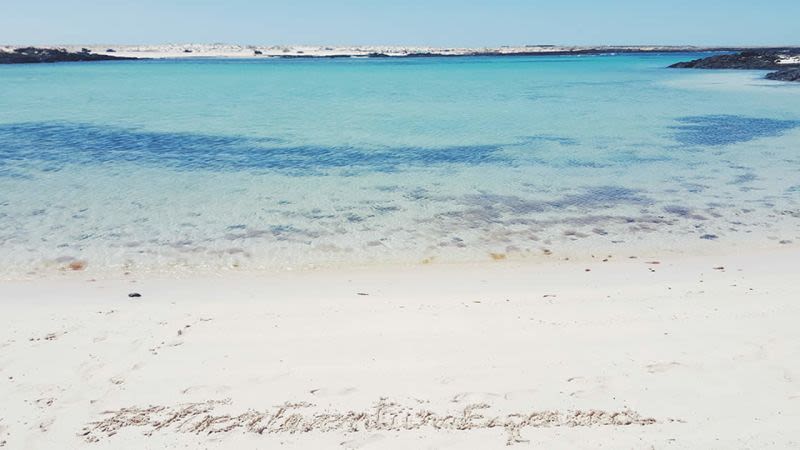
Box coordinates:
[1,54,799,278]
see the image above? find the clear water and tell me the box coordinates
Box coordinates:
[1,54,799,278]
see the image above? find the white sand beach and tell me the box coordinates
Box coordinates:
[21,44,716,59]
[1,247,798,449]
[779,55,800,65]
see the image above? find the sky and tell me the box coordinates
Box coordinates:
[1,0,798,47]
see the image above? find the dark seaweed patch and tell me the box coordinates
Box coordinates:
[663,205,707,220]
[0,122,507,175]
[548,186,651,209]
[517,135,579,146]
[608,151,671,165]
[731,173,757,185]
[462,186,652,215]
[671,115,800,147]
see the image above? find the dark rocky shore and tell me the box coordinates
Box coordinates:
[0,47,135,64]
[765,68,800,82]
[669,48,800,82]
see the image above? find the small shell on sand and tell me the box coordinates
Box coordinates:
[67,260,87,271]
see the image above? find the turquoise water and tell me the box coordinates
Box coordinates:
[1,54,799,278]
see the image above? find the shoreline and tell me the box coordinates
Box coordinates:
[4,238,797,283]
[2,246,799,447]
[0,44,780,63]
[4,242,799,292]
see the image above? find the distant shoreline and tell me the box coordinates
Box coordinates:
[1,44,791,64]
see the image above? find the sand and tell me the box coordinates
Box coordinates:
[7,44,719,59]
[1,246,799,448]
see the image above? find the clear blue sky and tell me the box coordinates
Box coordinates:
[2,0,798,46]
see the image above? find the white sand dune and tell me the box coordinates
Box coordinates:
[1,247,799,448]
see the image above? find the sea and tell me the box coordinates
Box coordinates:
[1,53,799,278]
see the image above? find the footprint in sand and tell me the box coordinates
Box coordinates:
[38,416,55,433]
[450,392,502,403]
[78,355,106,382]
[565,375,609,398]
[181,385,232,396]
[309,387,357,397]
[340,433,386,449]
[645,361,683,374]
[166,339,184,348]
[502,389,539,401]
[732,343,768,362]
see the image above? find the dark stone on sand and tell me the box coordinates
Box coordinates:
[700,234,718,240]
[254,50,263,55]
[669,48,800,82]
[128,292,142,298]
[0,47,135,64]
[106,48,116,53]
[183,49,193,53]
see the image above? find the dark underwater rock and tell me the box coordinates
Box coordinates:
[0,47,135,64]
[765,68,800,82]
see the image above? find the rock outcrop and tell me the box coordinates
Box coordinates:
[0,47,134,64]
[669,48,800,82]
[765,68,800,82]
